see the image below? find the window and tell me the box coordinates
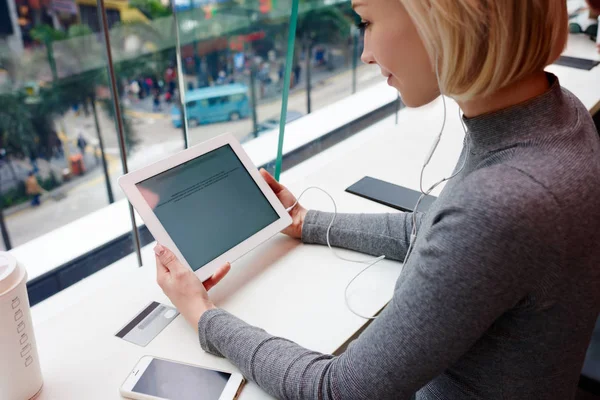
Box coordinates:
[3,0,387,305]
[208,96,227,107]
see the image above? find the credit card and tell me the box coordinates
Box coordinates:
[115,301,179,347]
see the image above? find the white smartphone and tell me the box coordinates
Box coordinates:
[120,356,245,400]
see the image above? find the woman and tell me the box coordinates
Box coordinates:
[154,0,600,398]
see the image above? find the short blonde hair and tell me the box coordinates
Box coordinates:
[401,0,569,100]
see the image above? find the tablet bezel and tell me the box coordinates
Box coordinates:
[118,133,292,282]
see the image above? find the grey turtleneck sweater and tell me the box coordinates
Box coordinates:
[198,74,600,399]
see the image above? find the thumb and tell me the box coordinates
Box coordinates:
[154,244,182,272]
[260,168,284,193]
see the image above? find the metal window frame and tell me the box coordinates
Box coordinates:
[94,0,302,266]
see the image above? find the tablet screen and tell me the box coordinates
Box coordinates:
[136,145,279,271]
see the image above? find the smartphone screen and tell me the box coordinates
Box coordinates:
[132,358,231,400]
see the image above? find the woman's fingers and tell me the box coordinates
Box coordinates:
[155,243,169,281]
[203,263,231,291]
[260,168,284,193]
[155,254,168,287]
[260,168,298,210]
[154,244,184,273]
[155,253,169,274]
[154,242,230,292]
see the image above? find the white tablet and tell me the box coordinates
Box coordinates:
[118,134,292,282]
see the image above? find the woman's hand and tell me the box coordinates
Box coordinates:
[154,244,230,330]
[260,169,307,240]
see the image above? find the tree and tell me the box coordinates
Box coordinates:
[30,24,68,83]
[0,22,158,206]
[0,80,76,159]
[0,92,37,157]
[0,18,169,248]
[27,21,166,154]
[130,0,173,19]
[0,87,68,251]
[295,5,351,113]
[32,20,169,155]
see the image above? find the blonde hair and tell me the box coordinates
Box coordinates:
[401,0,569,100]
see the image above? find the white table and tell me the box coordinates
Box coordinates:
[550,33,600,115]
[30,35,600,399]
[29,94,463,400]
[563,32,600,62]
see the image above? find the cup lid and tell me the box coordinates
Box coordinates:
[0,252,22,295]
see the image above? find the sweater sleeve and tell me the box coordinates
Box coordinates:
[198,166,562,399]
[301,210,424,262]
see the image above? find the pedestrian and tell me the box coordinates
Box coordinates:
[25,171,42,207]
[165,66,176,85]
[294,64,301,87]
[137,79,144,100]
[77,133,87,154]
[145,77,153,94]
[216,70,227,85]
[315,46,325,66]
[49,130,63,159]
[261,64,272,85]
[130,80,140,101]
[153,92,161,112]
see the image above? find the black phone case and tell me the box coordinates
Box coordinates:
[553,55,600,71]
[346,176,436,212]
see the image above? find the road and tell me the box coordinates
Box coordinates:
[2,64,384,250]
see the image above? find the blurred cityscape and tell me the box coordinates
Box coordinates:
[0,0,384,250]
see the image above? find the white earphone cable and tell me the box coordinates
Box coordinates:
[286,187,385,265]
[283,105,469,320]
[282,55,470,320]
[286,189,385,320]
[406,52,470,260]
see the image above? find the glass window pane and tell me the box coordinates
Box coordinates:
[0,2,127,251]
[172,0,299,173]
[276,0,387,175]
[1,0,393,305]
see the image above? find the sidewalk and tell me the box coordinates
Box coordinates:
[2,147,110,217]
